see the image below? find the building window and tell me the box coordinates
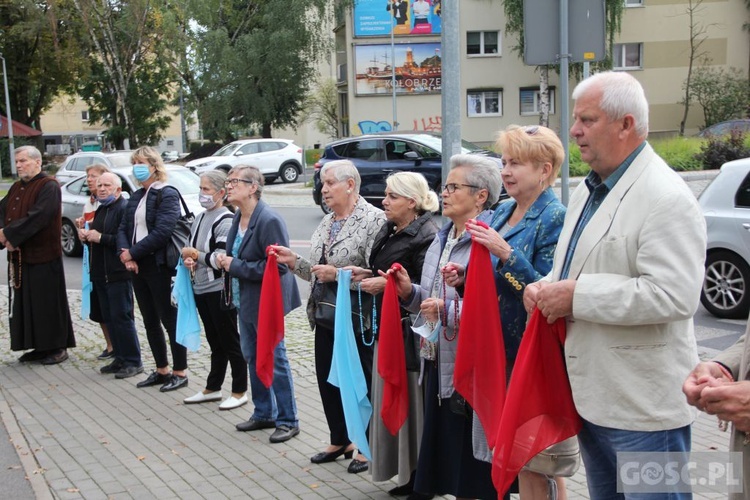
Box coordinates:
[520,88,556,116]
[167,140,174,146]
[81,110,90,122]
[467,31,501,56]
[625,0,643,6]
[613,43,643,70]
[467,90,502,117]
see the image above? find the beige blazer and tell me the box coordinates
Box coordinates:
[547,143,706,431]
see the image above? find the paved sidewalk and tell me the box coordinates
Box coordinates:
[0,285,737,499]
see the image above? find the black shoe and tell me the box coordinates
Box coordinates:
[159,374,188,392]
[41,349,69,365]
[269,425,300,443]
[347,458,369,474]
[310,446,354,464]
[98,349,114,360]
[136,371,171,388]
[389,482,414,496]
[114,365,144,379]
[18,350,48,363]
[236,418,276,432]
[405,493,433,500]
[100,360,124,374]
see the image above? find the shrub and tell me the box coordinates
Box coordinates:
[694,130,750,170]
[652,137,703,171]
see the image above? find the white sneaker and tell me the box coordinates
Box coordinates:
[219,394,249,411]
[183,390,222,404]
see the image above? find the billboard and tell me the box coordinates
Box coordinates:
[353,0,442,37]
[354,43,442,96]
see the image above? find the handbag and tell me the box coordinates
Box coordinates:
[449,390,472,419]
[523,436,581,477]
[313,280,372,335]
[157,186,194,271]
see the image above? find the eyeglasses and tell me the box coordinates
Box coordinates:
[524,125,540,135]
[441,183,480,194]
[224,178,254,187]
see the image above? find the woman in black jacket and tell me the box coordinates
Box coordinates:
[350,172,439,498]
[80,172,143,378]
[117,146,187,392]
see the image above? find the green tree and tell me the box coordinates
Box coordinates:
[186,0,332,140]
[301,78,340,139]
[687,63,750,128]
[71,0,178,148]
[0,0,87,128]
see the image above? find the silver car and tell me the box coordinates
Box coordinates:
[700,157,750,318]
[55,151,135,185]
[60,165,202,257]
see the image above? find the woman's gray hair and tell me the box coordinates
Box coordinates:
[320,160,361,192]
[228,165,264,200]
[448,154,503,209]
[386,171,439,213]
[572,71,649,137]
[15,145,41,160]
[199,169,227,193]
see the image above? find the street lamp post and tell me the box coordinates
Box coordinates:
[391,18,398,131]
[0,53,16,178]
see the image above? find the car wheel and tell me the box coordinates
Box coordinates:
[320,199,332,215]
[61,219,83,257]
[280,163,299,183]
[701,250,750,319]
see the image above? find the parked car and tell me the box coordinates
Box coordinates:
[697,119,750,138]
[60,165,202,257]
[55,151,134,185]
[161,150,180,162]
[183,138,303,183]
[312,132,506,214]
[699,157,750,318]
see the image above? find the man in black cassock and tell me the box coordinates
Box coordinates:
[0,146,75,364]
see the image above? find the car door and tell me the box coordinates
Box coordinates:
[732,172,750,259]
[339,138,385,203]
[234,142,261,169]
[380,139,443,194]
[250,142,286,175]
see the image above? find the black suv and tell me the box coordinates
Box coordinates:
[312,132,504,214]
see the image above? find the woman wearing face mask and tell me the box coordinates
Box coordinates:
[117,146,188,392]
[180,171,249,410]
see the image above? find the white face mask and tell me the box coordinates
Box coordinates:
[411,316,441,342]
[199,193,217,209]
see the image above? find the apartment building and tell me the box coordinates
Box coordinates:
[333,0,749,145]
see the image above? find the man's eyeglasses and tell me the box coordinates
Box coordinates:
[224,178,254,187]
[441,183,480,194]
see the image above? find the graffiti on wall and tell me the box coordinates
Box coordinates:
[357,115,442,135]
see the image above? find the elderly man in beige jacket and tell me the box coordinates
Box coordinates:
[524,71,707,499]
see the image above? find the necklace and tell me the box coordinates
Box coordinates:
[357,283,376,346]
[441,277,460,341]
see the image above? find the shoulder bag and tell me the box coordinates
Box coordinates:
[157,186,194,271]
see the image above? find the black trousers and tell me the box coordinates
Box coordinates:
[314,324,373,446]
[131,255,187,371]
[194,291,247,394]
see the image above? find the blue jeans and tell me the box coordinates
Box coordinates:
[93,279,141,367]
[579,419,692,500]
[239,320,298,428]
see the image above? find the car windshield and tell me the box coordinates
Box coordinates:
[214,143,242,157]
[109,153,135,168]
[408,134,487,154]
[166,169,200,195]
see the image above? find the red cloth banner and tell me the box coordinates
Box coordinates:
[453,220,506,450]
[256,250,285,388]
[377,263,409,435]
[491,310,582,497]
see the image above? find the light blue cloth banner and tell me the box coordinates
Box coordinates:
[173,256,202,351]
[327,269,372,460]
[81,221,91,320]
